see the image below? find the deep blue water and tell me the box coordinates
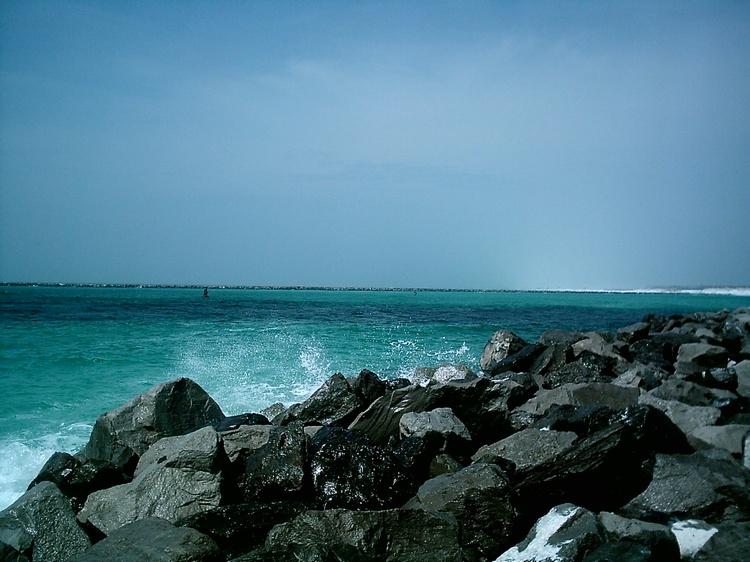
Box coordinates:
[1,285,748,508]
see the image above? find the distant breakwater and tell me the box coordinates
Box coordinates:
[1,307,749,561]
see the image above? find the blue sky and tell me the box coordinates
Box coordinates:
[1,1,748,290]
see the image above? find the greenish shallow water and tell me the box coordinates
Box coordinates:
[1,285,748,509]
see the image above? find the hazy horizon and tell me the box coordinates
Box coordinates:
[2,1,748,291]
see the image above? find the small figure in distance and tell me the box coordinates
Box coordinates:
[202,287,209,298]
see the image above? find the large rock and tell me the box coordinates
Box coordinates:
[174,502,309,560]
[406,463,518,560]
[77,426,225,535]
[733,360,750,398]
[488,343,546,376]
[689,424,750,457]
[68,517,220,562]
[692,521,750,562]
[258,508,463,562]
[219,424,272,464]
[307,426,416,509]
[0,481,91,562]
[480,329,528,373]
[349,376,513,448]
[80,378,225,472]
[620,453,750,523]
[399,407,472,456]
[273,373,364,427]
[638,393,721,434]
[675,343,731,377]
[471,428,578,471]
[26,452,129,510]
[599,511,681,561]
[243,422,307,501]
[495,503,605,562]
[517,382,640,416]
[649,378,739,411]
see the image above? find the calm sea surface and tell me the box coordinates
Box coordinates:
[1,285,749,508]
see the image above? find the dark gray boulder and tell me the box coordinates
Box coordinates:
[649,378,739,411]
[630,333,695,372]
[735,360,750,398]
[79,378,225,472]
[581,541,654,562]
[616,321,650,344]
[406,462,518,560]
[350,368,387,404]
[77,426,225,535]
[243,422,307,502]
[471,428,578,471]
[307,426,417,509]
[393,432,450,481]
[689,424,750,457]
[273,372,365,427]
[174,502,309,559]
[638,393,721,435]
[517,382,640,417]
[256,508,462,562]
[68,517,220,562]
[480,329,529,373]
[693,521,750,562]
[26,452,129,511]
[0,481,91,562]
[599,511,681,561]
[674,343,731,377]
[487,343,546,376]
[349,376,514,448]
[399,407,472,457]
[212,413,270,432]
[495,503,605,562]
[620,453,750,523]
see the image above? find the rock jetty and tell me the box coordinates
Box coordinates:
[2,308,750,561]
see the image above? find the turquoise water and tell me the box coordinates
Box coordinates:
[1,285,749,509]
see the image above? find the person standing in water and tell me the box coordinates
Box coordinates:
[202,287,209,298]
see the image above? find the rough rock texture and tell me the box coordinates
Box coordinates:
[243,422,307,501]
[68,517,220,562]
[252,508,462,562]
[406,463,517,560]
[0,481,91,562]
[307,426,417,509]
[496,504,605,562]
[77,426,225,535]
[79,378,225,472]
[480,329,528,373]
[273,373,364,426]
[10,307,750,561]
[620,453,750,523]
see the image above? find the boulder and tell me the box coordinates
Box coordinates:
[349,376,513,448]
[399,407,472,456]
[273,372,364,427]
[537,329,584,347]
[79,378,225,472]
[487,343,546,376]
[219,424,272,464]
[693,521,750,562]
[26,452,129,511]
[406,463,518,560]
[638,393,721,434]
[541,356,617,389]
[530,343,570,375]
[581,541,654,561]
[616,322,650,344]
[629,333,694,372]
[734,360,750,398]
[259,508,463,562]
[649,379,739,411]
[512,421,655,522]
[243,422,307,502]
[349,368,386,404]
[572,331,627,362]
[68,517,220,562]
[675,343,731,377]
[496,503,605,562]
[77,426,225,536]
[480,329,528,373]
[392,433,446,481]
[689,424,750,457]
[471,428,578,471]
[174,502,309,559]
[599,511,680,561]
[0,481,91,562]
[620,453,750,523]
[307,426,416,509]
[517,383,640,417]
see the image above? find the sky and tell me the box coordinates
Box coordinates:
[1,1,748,290]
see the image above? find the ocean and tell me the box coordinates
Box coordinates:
[2,284,749,510]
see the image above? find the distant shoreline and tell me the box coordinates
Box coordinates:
[1,282,749,297]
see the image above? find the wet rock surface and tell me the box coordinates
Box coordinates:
[3,307,749,561]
